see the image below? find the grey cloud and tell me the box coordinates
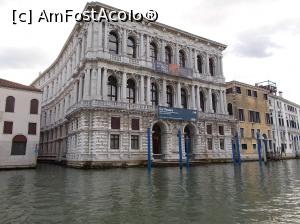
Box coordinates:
[232,19,300,58]
[233,31,281,58]
[0,47,47,69]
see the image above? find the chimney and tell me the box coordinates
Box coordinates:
[279,91,283,97]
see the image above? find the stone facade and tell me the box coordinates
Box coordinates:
[226,81,272,161]
[32,2,234,167]
[0,79,42,169]
[268,93,300,158]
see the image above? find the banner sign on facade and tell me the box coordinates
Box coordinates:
[158,106,197,121]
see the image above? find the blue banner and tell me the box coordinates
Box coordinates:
[158,106,197,121]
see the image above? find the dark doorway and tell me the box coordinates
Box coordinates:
[184,126,192,155]
[152,123,162,158]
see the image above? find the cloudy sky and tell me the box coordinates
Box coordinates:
[0,0,299,103]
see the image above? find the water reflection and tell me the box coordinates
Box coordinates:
[1,161,300,223]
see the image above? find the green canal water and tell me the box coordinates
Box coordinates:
[1,160,300,224]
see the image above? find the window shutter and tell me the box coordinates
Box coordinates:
[111,117,120,129]
[131,118,139,130]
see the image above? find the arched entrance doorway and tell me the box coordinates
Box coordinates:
[184,124,195,158]
[152,123,162,159]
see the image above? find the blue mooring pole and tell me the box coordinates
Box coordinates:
[147,127,151,172]
[178,129,183,169]
[257,132,262,164]
[236,134,241,165]
[231,138,236,164]
[185,135,190,169]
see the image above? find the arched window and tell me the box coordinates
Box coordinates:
[5,96,15,112]
[166,85,173,107]
[127,37,136,58]
[197,55,203,73]
[107,76,118,101]
[150,42,158,61]
[109,31,119,54]
[200,91,205,112]
[11,135,27,155]
[30,99,39,114]
[209,58,214,76]
[181,88,187,109]
[212,93,217,113]
[179,50,185,67]
[165,46,172,64]
[228,103,233,115]
[127,79,136,103]
[151,82,158,106]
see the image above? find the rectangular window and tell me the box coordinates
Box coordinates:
[3,121,13,134]
[236,86,241,94]
[28,123,37,135]
[247,89,252,96]
[11,142,26,155]
[251,129,255,138]
[265,113,271,124]
[219,125,224,135]
[242,144,248,150]
[131,135,139,149]
[255,112,261,123]
[207,138,213,150]
[226,88,233,94]
[253,91,257,98]
[220,139,225,150]
[206,124,212,135]
[111,117,120,129]
[264,94,268,100]
[131,118,140,130]
[239,109,245,121]
[110,134,120,149]
[253,144,257,150]
[240,128,244,138]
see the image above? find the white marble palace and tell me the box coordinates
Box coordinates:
[32,2,234,167]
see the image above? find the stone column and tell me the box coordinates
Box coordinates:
[123,29,127,56]
[219,90,224,114]
[73,83,78,104]
[196,85,201,111]
[223,91,227,114]
[93,22,98,50]
[191,85,196,109]
[102,68,107,100]
[122,72,127,102]
[103,22,108,52]
[90,68,97,97]
[140,33,144,59]
[78,75,83,101]
[87,22,93,50]
[207,88,213,112]
[177,82,181,108]
[189,48,193,69]
[161,40,165,62]
[194,50,198,72]
[98,22,102,50]
[76,41,80,67]
[162,79,166,106]
[96,66,102,97]
[146,35,150,61]
[206,54,210,75]
[83,69,90,99]
[146,76,151,105]
[140,75,145,104]
[175,44,179,64]
[220,56,224,76]
[81,35,85,60]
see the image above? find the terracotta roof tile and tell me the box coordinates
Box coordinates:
[0,78,41,92]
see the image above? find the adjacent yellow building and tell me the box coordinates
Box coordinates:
[226,81,272,160]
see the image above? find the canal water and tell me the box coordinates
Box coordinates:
[1,161,300,224]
